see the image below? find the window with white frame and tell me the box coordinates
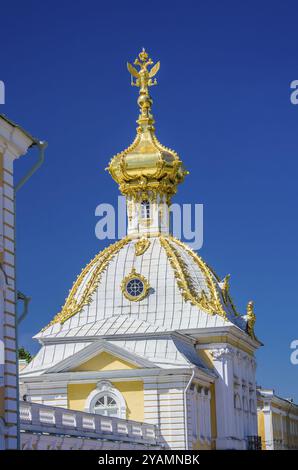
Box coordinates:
[93,394,119,417]
[141,200,150,219]
[84,380,126,419]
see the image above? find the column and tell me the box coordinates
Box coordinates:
[262,401,274,450]
[210,347,237,449]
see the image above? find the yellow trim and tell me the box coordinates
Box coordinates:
[257,410,266,449]
[210,383,217,448]
[192,440,212,450]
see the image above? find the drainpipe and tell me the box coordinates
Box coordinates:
[184,368,195,450]
[15,141,47,192]
[14,140,47,450]
[17,291,31,325]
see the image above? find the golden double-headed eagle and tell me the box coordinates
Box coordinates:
[127,48,160,92]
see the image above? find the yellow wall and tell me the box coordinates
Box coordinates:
[68,351,144,421]
[72,351,139,372]
[68,381,144,422]
[272,411,282,440]
[193,439,212,450]
[198,349,214,369]
[210,383,217,449]
[258,407,298,450]
[257,411,266,449]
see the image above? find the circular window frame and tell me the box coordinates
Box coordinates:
[121,268,149,302]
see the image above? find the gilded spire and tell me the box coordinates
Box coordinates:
[108,49,187,203]
[127,48,160,131]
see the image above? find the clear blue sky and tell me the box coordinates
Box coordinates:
[1,0,298,400]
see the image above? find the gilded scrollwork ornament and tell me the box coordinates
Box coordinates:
[221,274,230,303]
[159,235,227,319]
[246,300,257,339]
[134,237,150,256]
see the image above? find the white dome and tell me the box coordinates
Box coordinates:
[38,235,247,340]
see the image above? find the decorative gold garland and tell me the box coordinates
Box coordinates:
[160,236,227,319]
[43,232,244,331]
[43,237,130,329]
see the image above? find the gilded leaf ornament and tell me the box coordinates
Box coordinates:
[43,237,130,329]
[246,300,257,340]
[160,236,228,319]
[134,237,150,256]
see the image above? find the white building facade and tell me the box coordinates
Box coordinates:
[0,115,40,449]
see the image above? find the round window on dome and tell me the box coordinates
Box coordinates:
[121,269,149,301]
[126,278,144,297]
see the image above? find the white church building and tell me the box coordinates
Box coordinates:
[20,49,266,450]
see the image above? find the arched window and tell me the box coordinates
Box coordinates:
[234,393,242,410]
[249,398,256,414]
[243,397,249,412]
[84,380,126,419]
[141,200,150,219]
[93,394,119,417]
